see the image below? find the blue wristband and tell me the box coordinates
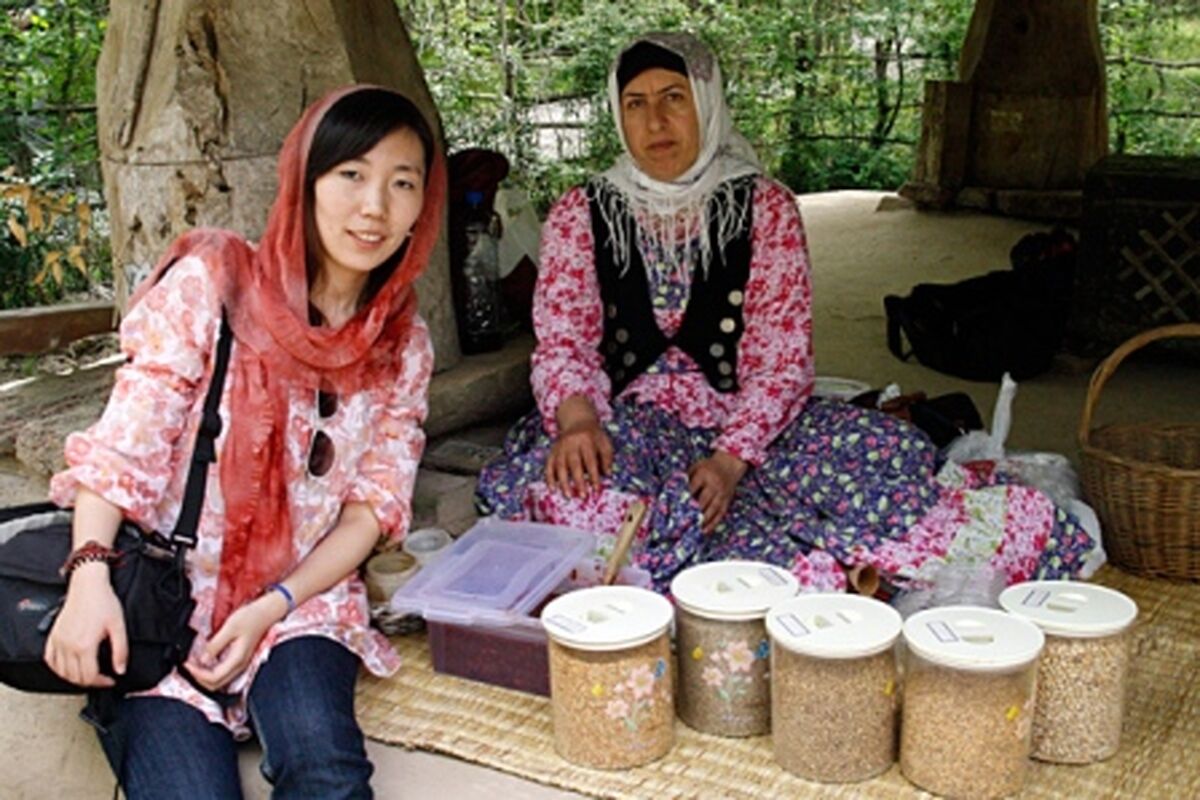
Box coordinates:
[266,582,296,614]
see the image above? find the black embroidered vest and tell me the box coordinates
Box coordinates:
[589,177,754,396]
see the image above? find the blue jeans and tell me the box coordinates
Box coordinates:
[96,636,373,799]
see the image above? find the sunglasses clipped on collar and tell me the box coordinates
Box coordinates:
[307,386,338,477]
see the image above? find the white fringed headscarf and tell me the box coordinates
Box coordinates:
[592,32,762,279]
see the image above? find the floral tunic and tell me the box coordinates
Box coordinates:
[531,176,813,466]
[49,256,431,737]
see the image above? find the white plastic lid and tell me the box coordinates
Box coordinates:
[998,581,1138,639]
[541,586,673,652]
[670,561,800,621]
[812,376,871,401]
[766,593,902,659]
[904,606,1045,672]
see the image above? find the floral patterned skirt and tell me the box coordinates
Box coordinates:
[476,397,1097,594]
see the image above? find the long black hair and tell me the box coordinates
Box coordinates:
[303,88,436,312]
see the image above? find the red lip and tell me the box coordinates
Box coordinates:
[647,140,675,151]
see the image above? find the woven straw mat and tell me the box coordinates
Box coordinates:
[356,566,1199,799]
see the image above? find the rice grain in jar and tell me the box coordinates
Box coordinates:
[766,593,902,782]
[901,606,1045,800]
[541,586,675,769]
[999,581,1138,764]
[671,561,800,736]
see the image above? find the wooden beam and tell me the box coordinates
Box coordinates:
[0,302,116,356]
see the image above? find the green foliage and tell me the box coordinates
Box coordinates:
[1,0,110,309]
[2,177,109,308]
[1,1,1198,309]
[1100,0,1200,155]
[401,0,1199,212]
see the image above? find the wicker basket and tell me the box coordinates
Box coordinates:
[1078,323,1200,580]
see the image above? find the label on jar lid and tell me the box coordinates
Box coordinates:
[670,561,800,622]
[998,581,1138,638]
[541,586,673,652]
[765,593,902,659]
[903,606,1045,672]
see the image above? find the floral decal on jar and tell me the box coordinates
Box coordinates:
[692,638,770,712]
[598,657,669,732]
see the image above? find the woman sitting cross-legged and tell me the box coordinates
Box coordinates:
[476,32,1099,594]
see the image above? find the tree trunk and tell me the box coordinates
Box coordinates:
[96,0,461,370]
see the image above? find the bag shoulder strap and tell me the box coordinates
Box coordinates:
[167,310,233,550]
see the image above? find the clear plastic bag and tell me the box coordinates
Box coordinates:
[893,561,1007,618]
[944,373,1017,464]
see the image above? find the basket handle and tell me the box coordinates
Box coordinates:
[1078,322,1200,447]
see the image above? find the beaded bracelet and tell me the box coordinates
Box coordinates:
[60,540,117,578]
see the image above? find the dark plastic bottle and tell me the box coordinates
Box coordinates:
[457,190,504,354]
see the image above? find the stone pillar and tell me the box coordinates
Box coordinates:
[96,0,461,370]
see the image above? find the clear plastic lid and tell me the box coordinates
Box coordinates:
[904,605,1045,673]
[541,586,673,652]
[671,560,800,621]
[766,593,902,659]
[389,517,593,626]
[998,581,1138,638]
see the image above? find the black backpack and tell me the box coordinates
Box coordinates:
[884,229,1076,382]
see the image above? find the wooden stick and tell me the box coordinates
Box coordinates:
[603,500,647,585]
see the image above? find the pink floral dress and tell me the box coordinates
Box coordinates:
[49,256,431,737]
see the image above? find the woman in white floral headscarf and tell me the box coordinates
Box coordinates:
[477,33,1098,597]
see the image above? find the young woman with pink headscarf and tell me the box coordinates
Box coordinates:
[45,86,445,798]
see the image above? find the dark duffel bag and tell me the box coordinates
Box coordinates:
[884,229,1076,382]
[885,270,1062,382]
[0,503,196,694]
[0,310,231,697]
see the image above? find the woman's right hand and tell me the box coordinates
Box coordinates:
[546,395,613,497]
[44,564,127,688]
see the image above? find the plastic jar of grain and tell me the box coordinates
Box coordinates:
[670,561,799,737]
[998,581,1138,764]
[540,586,675,769]
[766,593,902,782]
[901,606,1045,800]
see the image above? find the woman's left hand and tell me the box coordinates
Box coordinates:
[688,450,749,534]
[184,592,286,691]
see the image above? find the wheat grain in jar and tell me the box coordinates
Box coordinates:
[999,580,1138,764]
[541,586,675,769]
[901,606,1045,800]
[767,593,902,782]
[671,561,799,736]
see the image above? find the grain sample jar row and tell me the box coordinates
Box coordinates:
[539,567,1137,799]
[540,561,802,769]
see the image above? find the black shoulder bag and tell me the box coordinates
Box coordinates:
[0,311,232,696]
